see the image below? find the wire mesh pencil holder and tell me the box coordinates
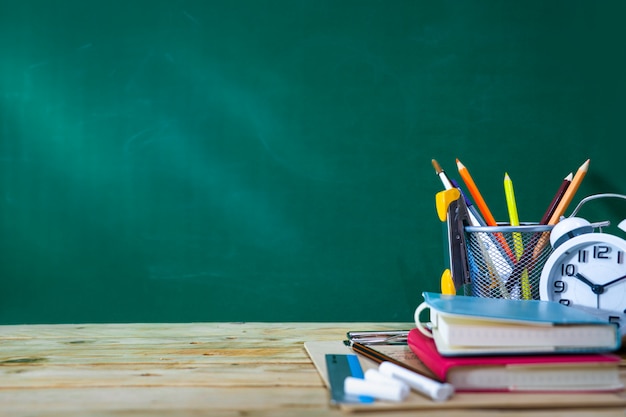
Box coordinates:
[463,224,554,300]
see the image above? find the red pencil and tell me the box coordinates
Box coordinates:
[547,159,590,225]
[533,159,591,259]
[539,172,572,225]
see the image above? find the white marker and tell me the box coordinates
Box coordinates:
[344,376,409,402]
[378,361,454,402]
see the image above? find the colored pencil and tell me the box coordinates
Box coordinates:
[506,171,574,297]
[503,173,520,229]
[547,159,590,225]
[539,173,572,225]
[456,159,498,226]
[504,173,530,299]
[432,159,486,226]
[456,159,516,263]
[533,159,590,260]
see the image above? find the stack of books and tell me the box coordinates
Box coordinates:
[407,292,623,392]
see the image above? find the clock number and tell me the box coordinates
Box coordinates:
[578,250,588,263]
[593,245,611,259]
[558,299,571,306]
[609,316,621,328]
[618,251,624,264]
[553,280,566,293]
[560,264,576,276]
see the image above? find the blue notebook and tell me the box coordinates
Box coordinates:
[414,292,621,356]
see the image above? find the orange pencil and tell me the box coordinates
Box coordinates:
[456,158,516,263]
[456,159,498,226]
[533,159,590,259]
[547,159,590,225]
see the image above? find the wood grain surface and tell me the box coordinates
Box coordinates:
[1,322,624,416]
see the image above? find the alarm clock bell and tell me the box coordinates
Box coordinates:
[550,217,593,249]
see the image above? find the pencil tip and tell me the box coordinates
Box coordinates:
[504,172,510,180]
[565,172,573,181]
[431,159,443,173]
[580,159,590,170]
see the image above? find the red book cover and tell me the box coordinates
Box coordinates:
[407,328,623,392]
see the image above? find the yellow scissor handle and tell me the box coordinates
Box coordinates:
[440,268,456,295]
[435,188,461,222]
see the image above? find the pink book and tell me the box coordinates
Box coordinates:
[407,328,623,392]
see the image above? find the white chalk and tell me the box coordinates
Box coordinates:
[344,376,409,402]
[378,361,454,402]
[364,368,409,392]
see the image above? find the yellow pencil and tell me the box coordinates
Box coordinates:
[504,173,520,228]
[504,173,530,300]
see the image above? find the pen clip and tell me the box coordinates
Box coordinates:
[346,331,409,345]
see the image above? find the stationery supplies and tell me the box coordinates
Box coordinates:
[547,159,590,226]
[503,172,531,300]
[464,223,553,300]
[436,188,472,293]
[346,338,454,402]
[303,340,626,412]
[414,292,621,355]
[333,344,450,403]
[407,328,623,392]
[456,158,516,263]
[325,354,374,404]
[455,159,498,228]
[344,376,407,403]
[431,159,455,190]
[532,159,590,259]
[504,172,572,298]
[539,172,572,225]
[347,340,439,380]
[344,369,409,402]
[435,185,512,296]
[502,172,573,299]
[533,159,590,257]
[431,158,594,300]
[346,330,409,345]
[379,361,455,402]
[431,159,485,226]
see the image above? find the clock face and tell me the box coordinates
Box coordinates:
[539,233,626,335]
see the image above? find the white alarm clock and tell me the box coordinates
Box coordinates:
[539,216,626,336]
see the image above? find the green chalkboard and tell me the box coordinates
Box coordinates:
[1,1,626,323]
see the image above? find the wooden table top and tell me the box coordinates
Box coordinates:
[0,322,624,417]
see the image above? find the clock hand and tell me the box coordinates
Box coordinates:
[573,272,597,288]
[573,273,604,295]
[600,274,626,290]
